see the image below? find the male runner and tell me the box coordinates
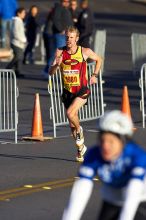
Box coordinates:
[49,26,102,162]
[62,110,146,220]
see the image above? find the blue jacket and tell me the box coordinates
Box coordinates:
[0,0,18,20]
[79,141,146,188]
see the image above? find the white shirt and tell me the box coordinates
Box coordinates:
[11,16,26,49]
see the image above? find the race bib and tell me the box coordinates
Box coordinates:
[63,70,80,87]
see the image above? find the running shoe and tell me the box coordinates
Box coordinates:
[76,126,84,147]
[76,144,87,162]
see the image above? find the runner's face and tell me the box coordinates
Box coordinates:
[100,133,123,161]
[66,31,78,48]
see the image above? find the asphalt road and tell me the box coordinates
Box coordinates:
[0,0,146,219]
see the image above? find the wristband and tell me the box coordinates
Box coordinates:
[92,73,98,78]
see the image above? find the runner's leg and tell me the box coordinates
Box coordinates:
[66,97,87,133]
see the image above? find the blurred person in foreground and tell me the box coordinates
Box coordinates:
[23,5,39,64]
[77,0,93,48]
[62,110,146,220]
[70,0,80,27]
[49,26,102,162]
[6,7,26,78]
[0,0,18,48]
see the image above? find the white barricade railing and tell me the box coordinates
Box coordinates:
[48,63,105,137]
[0,70,18,143]
[94,30,106,72]
[139,64,146,128]
[131,33,146,74]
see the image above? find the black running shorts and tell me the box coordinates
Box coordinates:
[61,87,90,109]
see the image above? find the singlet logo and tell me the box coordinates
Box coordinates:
[63,59,79,66]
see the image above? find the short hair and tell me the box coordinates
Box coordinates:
[16,7,25,16]
[81,0,88,4]
[71,0,78,3]
[65,26,80,37]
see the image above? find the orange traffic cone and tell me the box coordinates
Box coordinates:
[121,86,136,130]
[121,86,132,119]
[23,93,52,141]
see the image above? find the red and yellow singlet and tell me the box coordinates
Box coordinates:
[60,46,88,94]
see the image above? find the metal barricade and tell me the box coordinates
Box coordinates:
[48,63,105,137]
[131,33,146,74]
[139,64,146,128]
[94,30,106,72]
[0,70,18,143]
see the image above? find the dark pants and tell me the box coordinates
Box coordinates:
[6,44,23,75]
[23,38,36,64]
[98,201,146,220]
[43,33,55,73]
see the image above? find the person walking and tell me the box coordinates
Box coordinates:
[77,0,93,48]
[62,110,146,220]
[0,0,18,48]
[43,1,73,77]
[70,0,80,27]
[52,0,73,49]
[42,6,56,77]
[23,5,39,64]
[49,26,102,162]
[6,7,26,77]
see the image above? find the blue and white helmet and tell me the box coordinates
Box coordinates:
[98,110,133,136]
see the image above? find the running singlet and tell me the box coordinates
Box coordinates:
[60,46,88,94]
[79,142,146,188]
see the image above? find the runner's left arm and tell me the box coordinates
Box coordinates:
[88,49,102,77]
[83,48,102,84]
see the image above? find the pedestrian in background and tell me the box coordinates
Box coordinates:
[52,0,73,49]
[77,0,93,48]
[6,7,26,77]
[70,0,80,27]
[43,0,73,77]
[0,0,18,48]
[23,5,39,65]
[42,6,56,78]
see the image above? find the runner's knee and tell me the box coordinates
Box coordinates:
[66,109,74,119]
[66,109,77,120]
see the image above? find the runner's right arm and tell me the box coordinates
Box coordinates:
[62,178,93,220]
[49,49,63,75]
[62,148,97,220]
